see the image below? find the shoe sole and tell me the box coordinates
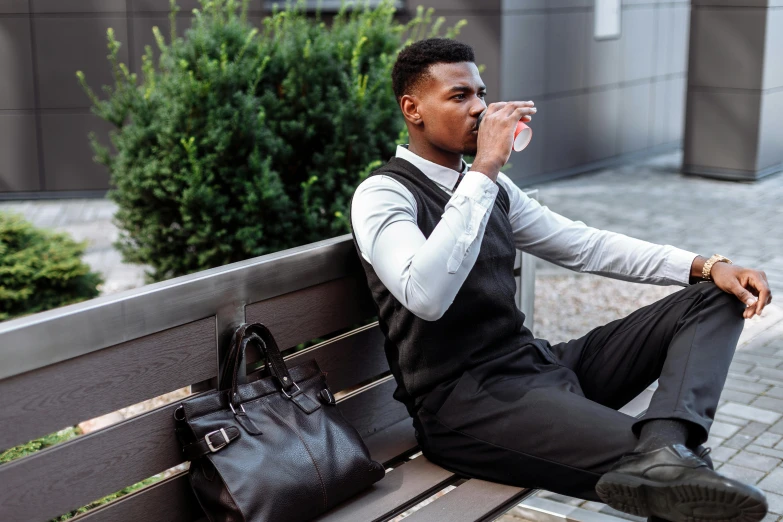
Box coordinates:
[595,472,767,522]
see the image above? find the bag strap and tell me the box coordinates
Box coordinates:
[219,323,268,391]
[181,426,241,460]
[240,324,292,384]
[228,323,295,409]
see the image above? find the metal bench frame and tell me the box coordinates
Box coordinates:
[0,190,552,521]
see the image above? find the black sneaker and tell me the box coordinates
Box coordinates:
[595,443,768,522]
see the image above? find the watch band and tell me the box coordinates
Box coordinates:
[702,254,732,282]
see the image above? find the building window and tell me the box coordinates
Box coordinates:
[265,0,404,12]
[594,0,621,40]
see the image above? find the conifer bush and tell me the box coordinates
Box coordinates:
[79,0,464,282]
[0,212,102,322]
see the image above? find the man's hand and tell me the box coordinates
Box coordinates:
[710,262,773,319]
[470,101,537,182]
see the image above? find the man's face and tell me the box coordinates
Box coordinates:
[409,61,487,156]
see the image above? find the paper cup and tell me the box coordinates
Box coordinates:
[513,120,532,151]
[476,109,533,151]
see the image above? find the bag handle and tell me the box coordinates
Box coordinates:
[219,323,258,390]
[228,323,295,409]
[220,322,283,390]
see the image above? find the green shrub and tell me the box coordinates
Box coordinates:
[0,212,102,322]
[51,474,164,521]
[0,427,81,465]
[78,0,464,282]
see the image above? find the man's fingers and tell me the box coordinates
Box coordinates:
[753,277,771,316]
[736,273,773,318]
[488,100,531,110]
[736,285,758,308]
[507,107,537,122]
[494,101,534,112]
[510,109,536,123]
[509,100,535,107]
[513,105,537,113]
[484,102,506,116]
[757,289,770,316]
[744,300,756,319]
[487,101,536,120]
[502,104,529,116]
[759,271,772,304]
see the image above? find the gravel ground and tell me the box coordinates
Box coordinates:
[532,271,682,345]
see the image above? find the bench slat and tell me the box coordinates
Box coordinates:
[338,375,409,438]
[283,323,388,393]
[67,429,424,522]
[363,417,418,465]
[0,372,406,521]
[314,456,456,522]
[0,401,187,522]
[245,274,377,351]
[71,473,203,522]
[0,236,361,381]
[52,388,418,522]
[0,317,215,451]
[403,479,532,522]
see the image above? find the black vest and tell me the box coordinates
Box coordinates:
[350,157,536,415]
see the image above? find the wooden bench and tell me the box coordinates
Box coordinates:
[0,187,546,521]
[0,188,656,522]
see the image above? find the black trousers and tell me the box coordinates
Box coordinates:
[412,282,746,502]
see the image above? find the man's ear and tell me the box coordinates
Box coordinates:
[400,94,423,127]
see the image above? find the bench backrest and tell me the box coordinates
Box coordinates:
[0,190,537,522]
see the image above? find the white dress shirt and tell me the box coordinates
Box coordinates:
[350,145,699,322]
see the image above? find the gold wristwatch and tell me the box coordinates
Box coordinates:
[702,254,732,282]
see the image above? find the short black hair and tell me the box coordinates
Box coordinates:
[392,38,475,102]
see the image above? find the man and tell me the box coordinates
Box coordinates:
[349,38,773,522]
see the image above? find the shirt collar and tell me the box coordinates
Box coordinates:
[395,144,468,191]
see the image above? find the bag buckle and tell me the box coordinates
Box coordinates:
[281,381,302,399]
[205,428,230,452]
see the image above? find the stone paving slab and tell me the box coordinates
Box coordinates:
[518,303,783,521]
[515,151,783,521]
[531,151,783,294]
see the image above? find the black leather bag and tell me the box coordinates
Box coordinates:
[174,322,386,522]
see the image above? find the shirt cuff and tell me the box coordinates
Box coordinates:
[444,171,499,274]
[664,249,700,286]
[454,171,498,205]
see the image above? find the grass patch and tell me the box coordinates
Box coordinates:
[0,427,82,464]
[1,427,167,521]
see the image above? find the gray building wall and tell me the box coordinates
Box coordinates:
[684,0,783,181]
[0,0,690,198]
[497,0,691,185]
[0,0,271,198]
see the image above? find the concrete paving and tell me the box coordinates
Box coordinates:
[509,305,783,522]
[511,150,783,522]
[530,150,783,293]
